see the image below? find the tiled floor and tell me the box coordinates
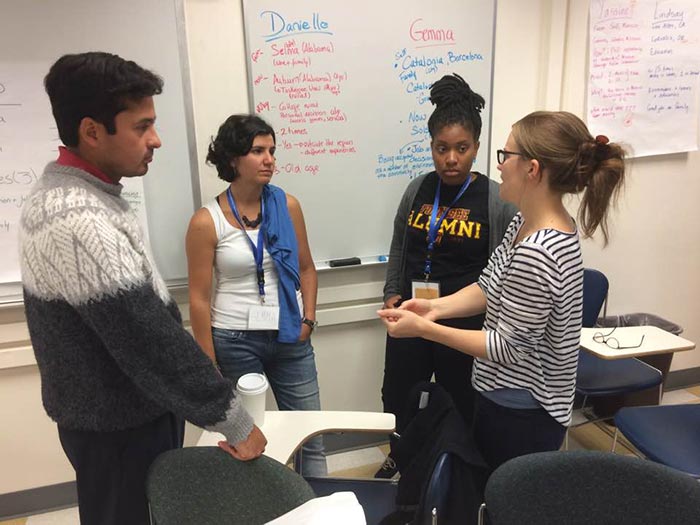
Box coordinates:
[0,508,78,525]
[4,386,699,524]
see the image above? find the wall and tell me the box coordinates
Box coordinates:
[561,1,700,372]
[1,0,698,497]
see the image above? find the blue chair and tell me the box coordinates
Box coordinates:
[419,452,451,523]
[569,269,663,445]
[305,475,398,524]
[581,268,609,328]
[307,451,454,524]
[613,404,700,478]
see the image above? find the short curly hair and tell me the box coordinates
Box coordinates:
[206,115,276,182]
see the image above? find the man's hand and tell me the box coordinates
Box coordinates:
[218,425,267,460]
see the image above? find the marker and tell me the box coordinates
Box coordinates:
[328,257,361,267]
[378,255,388,262]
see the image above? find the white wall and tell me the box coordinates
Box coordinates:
[1,0,698,496]
[561,1,700,372]
[493,0,700,371]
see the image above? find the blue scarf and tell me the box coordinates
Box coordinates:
[262,184,302,343]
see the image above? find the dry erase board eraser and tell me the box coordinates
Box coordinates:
[328,257,362,267]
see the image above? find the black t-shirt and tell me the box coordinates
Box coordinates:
[403,171,490,298]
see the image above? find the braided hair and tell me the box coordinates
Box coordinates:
[427,73,485,140]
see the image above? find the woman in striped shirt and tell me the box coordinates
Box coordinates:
[378,111,625,469]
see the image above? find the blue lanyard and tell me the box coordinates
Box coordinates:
[424,175,474,279]
[226,187,266,300]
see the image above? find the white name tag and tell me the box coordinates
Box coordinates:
[248,305,280,330]
[411,280,440,300]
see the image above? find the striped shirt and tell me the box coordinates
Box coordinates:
[473,213,583,426]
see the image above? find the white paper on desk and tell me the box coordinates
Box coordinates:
[265,492,366,525]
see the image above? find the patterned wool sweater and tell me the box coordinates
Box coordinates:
[19,163,253,442]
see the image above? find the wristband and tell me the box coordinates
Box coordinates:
[301,317,318,331]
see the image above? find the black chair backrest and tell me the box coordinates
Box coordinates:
[146,447,315,525]
[582,268,609,328]
[484,450,700,525]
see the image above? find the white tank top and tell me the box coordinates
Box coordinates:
[203,200,303,330]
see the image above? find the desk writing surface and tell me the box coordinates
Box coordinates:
[580,326,695,360]
[196,410,395,465]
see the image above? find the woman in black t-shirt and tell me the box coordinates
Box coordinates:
[376,74,516,478]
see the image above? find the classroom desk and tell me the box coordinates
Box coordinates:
[196,410,395,465]
[580,326,695,360]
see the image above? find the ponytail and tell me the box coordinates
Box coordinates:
[512,112,626,246]
[577,135,625,245]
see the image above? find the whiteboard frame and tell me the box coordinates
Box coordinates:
[487,0,499,179]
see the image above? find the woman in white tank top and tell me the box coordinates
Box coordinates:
[185,115,326,476]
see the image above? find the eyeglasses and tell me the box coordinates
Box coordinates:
[497,149,525,164]
[592,326,645,350]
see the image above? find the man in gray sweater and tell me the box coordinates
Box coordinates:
[19,52,266,525]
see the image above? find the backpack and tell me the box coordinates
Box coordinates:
[380,382,488,525]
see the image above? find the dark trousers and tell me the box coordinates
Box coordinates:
[473,393,566,471]
[381,321,480,452]
[58,412,185,525]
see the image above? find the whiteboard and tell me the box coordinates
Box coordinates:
[242,0,496,264]
[0,0,198,304]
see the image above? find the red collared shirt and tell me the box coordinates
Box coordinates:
[56,146,115,185]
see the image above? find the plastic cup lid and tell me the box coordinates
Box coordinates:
[236,373,268,394]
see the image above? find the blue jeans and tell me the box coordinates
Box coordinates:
[212,328,327,476]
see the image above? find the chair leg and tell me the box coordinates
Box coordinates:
[611,428,619,452]
[293,448,304,474]
[565,394,590,451]
[478,503,486,525]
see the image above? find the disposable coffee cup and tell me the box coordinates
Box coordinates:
[236,373,268,427]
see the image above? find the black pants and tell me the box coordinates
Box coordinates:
[382,315,483,449]
[58,412,185,525]
[473,393,566,471]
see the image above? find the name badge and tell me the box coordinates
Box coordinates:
[248,305,280,330]
[411,280,440,300]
